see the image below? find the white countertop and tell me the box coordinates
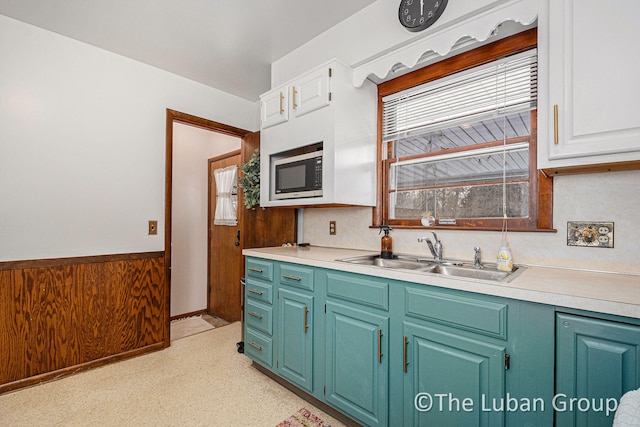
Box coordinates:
[243,245,640,320]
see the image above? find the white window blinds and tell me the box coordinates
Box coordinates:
[382,49,538,143]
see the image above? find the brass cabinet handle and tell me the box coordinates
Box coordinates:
[554,104,559,145]
[403,336,409,373]
[248,341,262,351]
[282,274,301,281]
[248,289,263,295]
[292,86,298,110]
[279,92,284,114]
[248,311,262,319]
[248,267,263,273]
[303,306,309,333]
[378,329,383,364]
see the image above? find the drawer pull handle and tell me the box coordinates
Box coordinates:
[292,86,298,110]
[378,329,383,364]
[279,92,284,114]
[248,267,263,273]
[554,104,559,145]
[282,274,301,281]
[248,311,263,319]
[403,336,409,373]
[248,341,262,351]
[248,289,263,295]
[303,306,309,333]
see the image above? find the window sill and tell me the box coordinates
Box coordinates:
[371,225,557,233]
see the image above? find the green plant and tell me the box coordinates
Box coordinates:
[238,148,261,209]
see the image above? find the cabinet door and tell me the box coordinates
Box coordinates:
[277,288,313,392]
[547,0,640,164]
[260,85,289,129]
[325,301,388,427]
[292,66,330,118]
[403,321,506,427]
[556,314,640,427]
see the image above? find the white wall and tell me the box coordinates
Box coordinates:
[171,123,240,317]
[271,0,518,85]
[0,15,258,262]
[272,0,640,274]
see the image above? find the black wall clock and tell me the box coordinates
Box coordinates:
[398,0,448,32]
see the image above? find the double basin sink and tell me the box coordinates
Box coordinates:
[336,254,524,283]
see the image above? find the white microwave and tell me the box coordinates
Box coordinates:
[273,150,323,200]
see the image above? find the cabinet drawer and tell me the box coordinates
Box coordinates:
[245,279,273,304]
[279,263,314,291]
[245,328,273,368]
[326,271,389,311]
[245,300,273,336]
[405,287,507,340]
[246,259,274,282]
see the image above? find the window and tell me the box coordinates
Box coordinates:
[376,29,552,231]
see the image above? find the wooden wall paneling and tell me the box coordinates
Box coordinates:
[241,131,297,250]
[0,269,24,385]
[0,252,166,394]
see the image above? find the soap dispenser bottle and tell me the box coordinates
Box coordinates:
[496,239,513,272]
[379,225,393,259]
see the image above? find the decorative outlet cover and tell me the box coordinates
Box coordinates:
[567,222,614,248]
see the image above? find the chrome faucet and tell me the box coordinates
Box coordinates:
[418,232,443,261]
[474,246,482,269]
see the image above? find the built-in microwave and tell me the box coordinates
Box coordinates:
[273,150,323,200]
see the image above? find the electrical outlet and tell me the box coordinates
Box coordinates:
[148,220,158,235]
[567,222,613,248]
[329,221,336,235]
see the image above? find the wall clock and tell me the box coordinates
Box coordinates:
[398,0,448,32]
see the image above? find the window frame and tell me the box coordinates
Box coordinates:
[373,28,553,232]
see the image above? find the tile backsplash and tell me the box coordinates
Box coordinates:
[301,170,640,274]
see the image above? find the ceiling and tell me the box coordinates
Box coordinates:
[0,0,376,101]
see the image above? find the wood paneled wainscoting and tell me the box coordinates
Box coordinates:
[0,252,167,394]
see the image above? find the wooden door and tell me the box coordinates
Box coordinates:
[208,151,242,322]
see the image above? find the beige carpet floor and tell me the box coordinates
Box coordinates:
[0,322,347,427]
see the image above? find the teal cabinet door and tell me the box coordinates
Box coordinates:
[325,301,389,427]
[277,288,314,392]
[403,321,506,427]
[555,313,640,427]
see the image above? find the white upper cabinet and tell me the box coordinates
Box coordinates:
[291,66,330,118]
[541,0,640,171]
[260,84,289,129]
[259,60,377,207]
[260,66,330,130]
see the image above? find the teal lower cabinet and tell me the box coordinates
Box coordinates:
[243,263,274,369]
[277,287,314,392]
[402,321,506,426]
[325,301,389,427]
[395,283,555,427]
[243,257,638,427]
[555,313,640,427]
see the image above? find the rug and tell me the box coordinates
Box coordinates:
[275,407,330,427]
[170,315,214,341]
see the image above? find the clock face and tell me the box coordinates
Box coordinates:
[398,0,448,32]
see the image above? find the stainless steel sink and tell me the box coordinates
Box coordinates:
[336,254,432,270]
[427,264,514,281]
[336,254,524,282]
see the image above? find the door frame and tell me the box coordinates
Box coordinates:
[164,109,252,346]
